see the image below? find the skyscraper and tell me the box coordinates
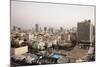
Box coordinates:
[77,20,93,43]
[35,24,39,32]
[44,27,47,32]
[13,26,16,31]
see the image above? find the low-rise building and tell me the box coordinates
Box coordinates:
[11,46,28,56]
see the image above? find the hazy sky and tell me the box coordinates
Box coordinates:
[11,0,95,30]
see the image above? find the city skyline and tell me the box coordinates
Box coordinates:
[11,0,95,30]
[10,1,95,66]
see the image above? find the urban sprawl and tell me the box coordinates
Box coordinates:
[11,20,95,66]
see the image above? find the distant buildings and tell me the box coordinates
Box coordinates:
[60,27,63,31]
[13,26,21,32]
[35,24,39,32]
[61,33,65,40]
[13,26,16,31]
[49,28,54,33]
[44,27,47,32]
[11,21,95,66]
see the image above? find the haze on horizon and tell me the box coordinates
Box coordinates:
[11,0,95,30]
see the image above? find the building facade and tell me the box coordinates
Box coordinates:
[77,20,94,43]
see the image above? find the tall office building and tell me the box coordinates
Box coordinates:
[35,24,39,32]
[77,20,93,43]
[44,27,47,32]
[13,26,16,31]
